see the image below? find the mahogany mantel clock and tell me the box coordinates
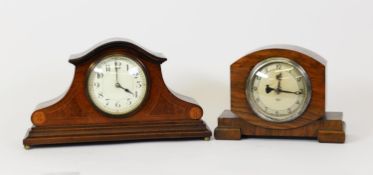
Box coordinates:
[23,39,211,148]
[214,45,346,143]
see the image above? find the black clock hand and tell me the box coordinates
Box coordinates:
[115,83,134,95]
[115,65,119,83]
[265,85,276,94]
[266,85,302,95]
[114,62,134,95]
[278,89,303,95]
[275,73,282,94]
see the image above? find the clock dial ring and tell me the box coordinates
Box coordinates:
[86,54,150,118]
[246,57,312,123]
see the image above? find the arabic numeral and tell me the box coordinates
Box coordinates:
[136,81,142,88]
[96,73,103,79]
[115,61,121,67]
[287,108,292,114]
[94,82,100,88]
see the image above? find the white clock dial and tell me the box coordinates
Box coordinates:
[246,57,311,122]
[87,55,148,116]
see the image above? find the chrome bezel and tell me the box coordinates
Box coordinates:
[245,57,312,123]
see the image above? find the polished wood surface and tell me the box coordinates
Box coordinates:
[215,47,345,143]
[214,110,345,143]
[24,40,211,148]
[25,120,211,146]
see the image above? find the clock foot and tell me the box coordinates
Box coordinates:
[317,129,345,143]
[214,126,241,140]
[214,110,242,140]
[317,113,346,143]
[24,145,30,150]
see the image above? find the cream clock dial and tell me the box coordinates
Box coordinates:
[246,57,311,122]
[87,55,148,116]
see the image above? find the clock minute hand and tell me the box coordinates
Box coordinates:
[115,65,119,83]
[278,89,303,95]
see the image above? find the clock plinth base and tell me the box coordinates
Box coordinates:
[214,110,345,143]
[23,120,211,148]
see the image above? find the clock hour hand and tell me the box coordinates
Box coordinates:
[115,83,134,95]
[124,88,134,95]
[265,85,276,94]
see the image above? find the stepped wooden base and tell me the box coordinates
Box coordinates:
[214,110,345,143]
[24,120,211,148]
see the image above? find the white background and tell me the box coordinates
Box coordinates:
[1,0,372,174]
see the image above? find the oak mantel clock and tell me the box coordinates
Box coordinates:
[23,39,211,148]
[214,45,346,143]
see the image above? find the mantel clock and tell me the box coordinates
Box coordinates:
[23,39,211,148]
[214,45,345,143]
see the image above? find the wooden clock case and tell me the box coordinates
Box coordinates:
[23,39,211,148]
[214,45,345,143]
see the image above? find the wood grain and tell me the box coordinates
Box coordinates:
[215,110,345,143]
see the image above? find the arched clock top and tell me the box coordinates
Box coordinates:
[248,44,327,65]
[68,38,167,65]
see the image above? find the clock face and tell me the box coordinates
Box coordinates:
[87,55,148,116]
[246,57,311,122]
